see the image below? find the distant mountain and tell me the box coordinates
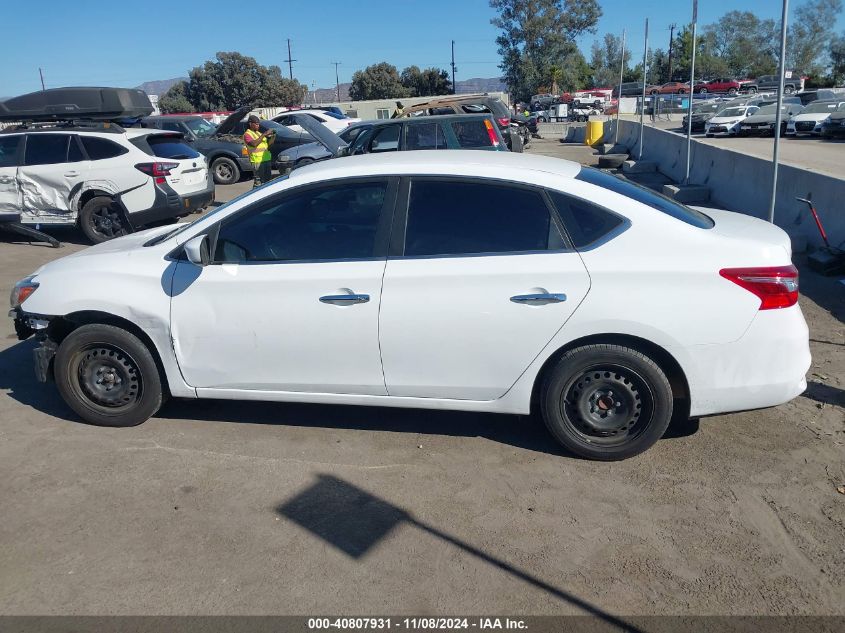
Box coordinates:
[455,77,507,93]
[136,77,186,96]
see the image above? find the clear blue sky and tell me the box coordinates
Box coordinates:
[5,0,844,96]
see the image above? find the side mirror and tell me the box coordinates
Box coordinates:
[184,234,209,267]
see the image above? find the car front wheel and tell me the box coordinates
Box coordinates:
[54,324,165,427]
[540,344,674,461]
[211,156,240,185]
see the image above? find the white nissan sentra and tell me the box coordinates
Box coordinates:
[9,151,810,460]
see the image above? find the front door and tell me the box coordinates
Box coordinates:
[379,178,591,400]
[169,178,397,394]
[0,135,22,214]
[18,133,90,222]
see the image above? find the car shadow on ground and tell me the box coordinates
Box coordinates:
[277,473,646,632]
[0,339,699,455]
[802,381,845,407]
[797,258,845,324]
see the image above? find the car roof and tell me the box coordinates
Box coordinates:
[288,150,582,182]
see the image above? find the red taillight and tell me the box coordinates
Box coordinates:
[483,119,501,147]
[135,162,179,184]
[496,116,510,127]
[719,265,799,310]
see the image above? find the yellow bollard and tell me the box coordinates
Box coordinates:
[584,120,604,147]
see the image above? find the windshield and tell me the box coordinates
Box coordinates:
[694,103,721,113]
[803,101,839,113]
[755,105,779,115]
[717,107,747,117]
[144,178,289,247]
[184,118,217,138]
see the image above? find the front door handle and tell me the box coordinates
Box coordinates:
[510,293,567,304]
[0,175,14,184]
[64,171,80,177]
[320,294,370,305]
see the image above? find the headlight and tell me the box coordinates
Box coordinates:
[10,276,39,308]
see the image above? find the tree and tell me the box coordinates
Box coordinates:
[490,0,602,101]
[589,33,632,87]
[831,32,845,83]
[166,52,306,112]
[702,11,778,78]
[349,62,409,100]
[400,66,452,96]
[787,0,843,76]
[159,81,195,113]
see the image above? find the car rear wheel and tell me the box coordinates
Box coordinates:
[211,156,240,185]
[699,87,708,94]
[54,324,166,427]
[79,196,128,244]
[748,87,758,93]
[728,87,738,95]
[678,88,686,94]
[784,86,795,95]
[540,344,674,461]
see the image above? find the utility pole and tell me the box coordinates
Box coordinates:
[769,0,790,224]
[332,62,341,101]
[667,24,676,81]
[284,39,297,80]
[638,18,649,160]
[683,2,697,184]
[39,68,45,91]
[451,40,457,94]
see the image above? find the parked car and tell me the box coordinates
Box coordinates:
[649,82,690,95]
[694,78,743,95]
[142,108,313,185]
[10,150,810,461]
[611,82,645,98]
[786,100,845,136]
[820,103,845,139]
[401,94,522,152]
[704,105,760,136]
[274,123,372,170]
[738,103,804,136]
[743,74,804,94]
[273,109,361,134]
[0,123,213,243]
[681,101,724,132]
[275,114,508,173]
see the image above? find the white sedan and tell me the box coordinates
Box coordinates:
[273,109,360,134]
[705,105,759,137]
[10,151,810,460]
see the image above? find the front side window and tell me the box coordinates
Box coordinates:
[24,134,70,165]
[405,122,446,150]
[404,179,564,257]
[369,126,400,153]
[81,136,128,161]
[214,180,388,263]
[0,135,22,168]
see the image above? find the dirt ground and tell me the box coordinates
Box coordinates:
[0,144,843,618]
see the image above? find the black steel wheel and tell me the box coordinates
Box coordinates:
[80,196,127,244]
[211,156,240,185]
[540,344,674,460]
[54,324,165,427]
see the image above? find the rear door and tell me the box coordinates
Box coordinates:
[18,133,91,222]
[0,134,22,214]
[378,177,591,400]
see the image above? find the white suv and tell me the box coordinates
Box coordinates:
[273,109,361,134]
[0,124,214,243]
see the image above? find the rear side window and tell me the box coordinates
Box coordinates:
[24,134,70,165]
[405,122,447,150]
[450,120,495,148]
[404,180,564,257]
[81,136,128,161]
[548,191,625,248]
[145,135,200,159]
[575,168,714,228]
[0,135,22,167]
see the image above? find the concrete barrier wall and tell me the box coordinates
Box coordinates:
[611,120,845,248]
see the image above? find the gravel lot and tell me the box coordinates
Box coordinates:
[0,145,843,617]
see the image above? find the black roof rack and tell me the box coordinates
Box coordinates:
[0,120,126,134]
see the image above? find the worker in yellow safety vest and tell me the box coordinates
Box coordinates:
[243,114,275,187]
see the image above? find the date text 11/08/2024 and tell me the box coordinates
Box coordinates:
[307,618,528,630]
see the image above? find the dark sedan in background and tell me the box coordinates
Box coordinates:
[681,101,725,132]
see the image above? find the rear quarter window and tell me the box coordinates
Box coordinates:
[81,136,129,160]
[574,168,714,229]
[450,120,495,148]
[548,191,625,248]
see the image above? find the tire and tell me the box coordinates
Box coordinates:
[211,156,240,185]
[538,116,547,123]
[705,133,713,137]
[650,90,659,95]
[728,87,737,95]
[540,344,674,461]
[54,324,165,427]
[749,86,758,94]
[79,196,128,244]
[699,87,708,94]
[509,131,524,153]
[678,88,686,94]
[784,85,795,95]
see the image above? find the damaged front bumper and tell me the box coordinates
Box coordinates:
[9,308,57,383]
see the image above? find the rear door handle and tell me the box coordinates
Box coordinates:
[320,294,370,305]
[510,293,567,304]
[0,176,14,184]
